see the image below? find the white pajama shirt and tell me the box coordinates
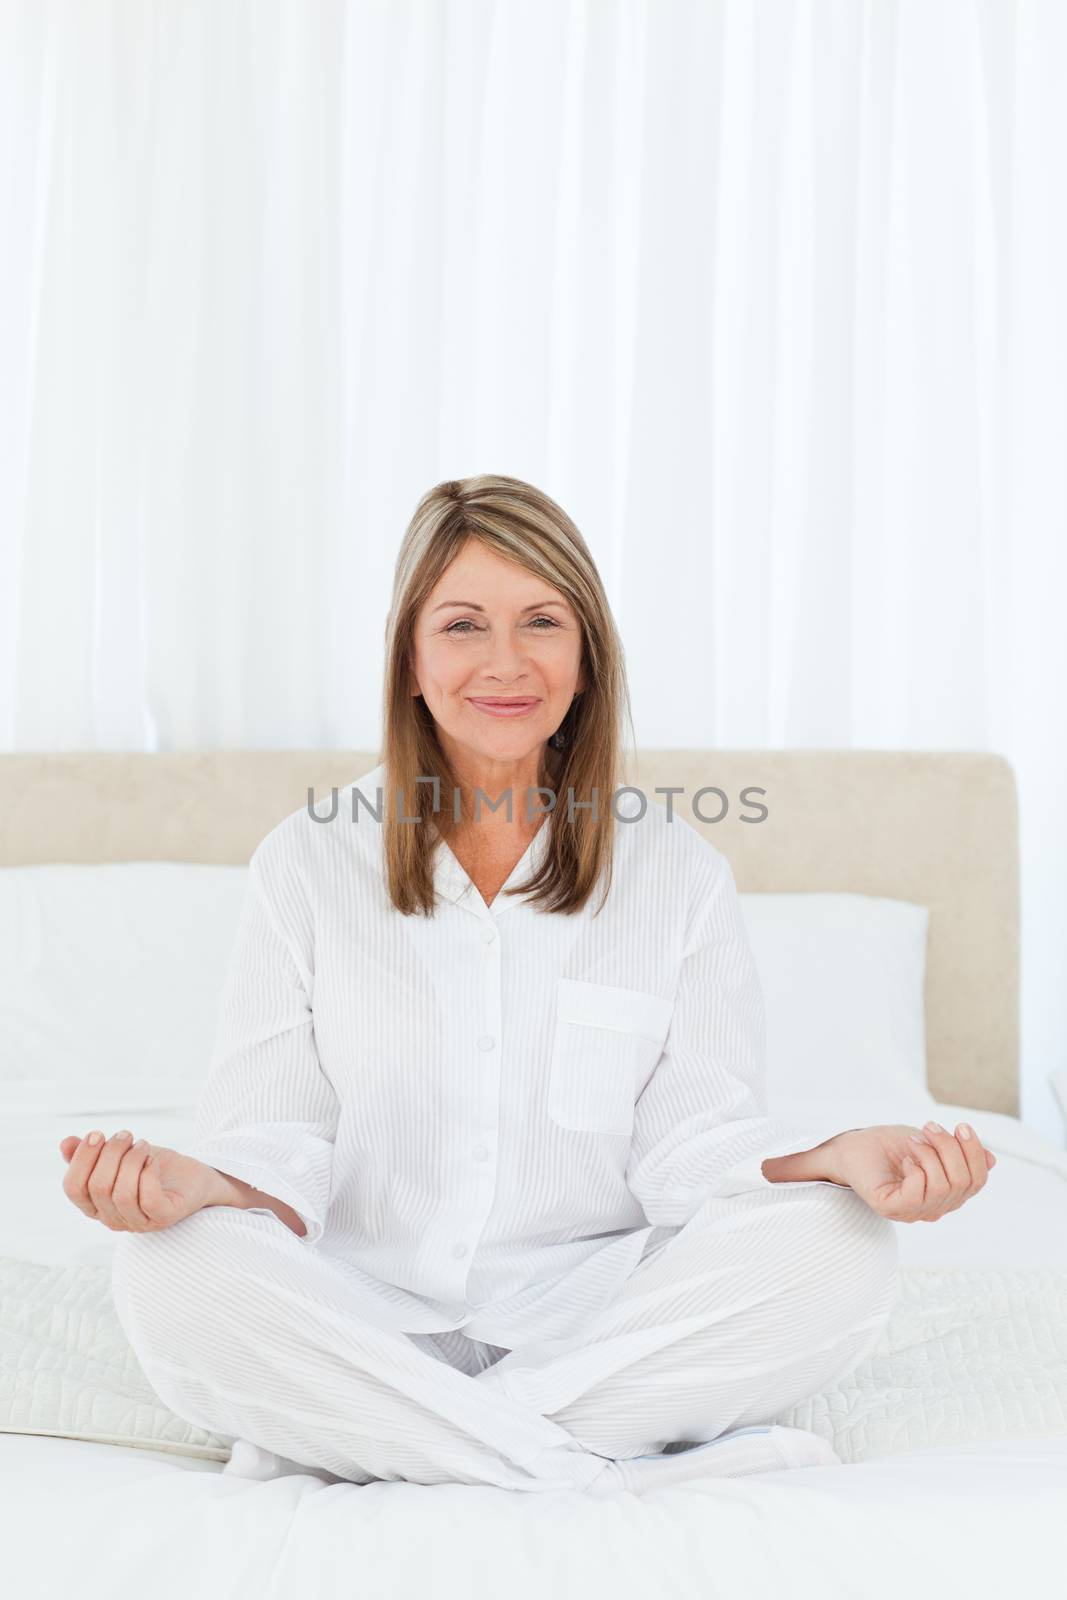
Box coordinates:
[186,761,852,1350]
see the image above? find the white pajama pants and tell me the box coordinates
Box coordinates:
[110,1178,899,1495]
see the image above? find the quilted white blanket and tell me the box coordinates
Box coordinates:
[2,1256,1066,1466]
[778,1264,1067,1458]
[0,1256,230,1460]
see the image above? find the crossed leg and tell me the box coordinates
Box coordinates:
[475,1179,899,1461]
[110,1179,898,1494]
[111,1206,607,1492]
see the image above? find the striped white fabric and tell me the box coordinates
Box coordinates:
[112,1176,899,1490]
[188,761,850,1347]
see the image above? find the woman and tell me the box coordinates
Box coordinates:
[59,474,995,1496]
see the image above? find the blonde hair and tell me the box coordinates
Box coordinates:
[378,473,635,917]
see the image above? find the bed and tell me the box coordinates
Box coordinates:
[1,749,1064,1600]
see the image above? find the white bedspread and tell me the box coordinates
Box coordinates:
[5,1429,1065,1600]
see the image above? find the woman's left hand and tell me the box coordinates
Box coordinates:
[827,1121,997,1222]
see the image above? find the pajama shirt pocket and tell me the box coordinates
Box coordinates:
[547,978,675,1136]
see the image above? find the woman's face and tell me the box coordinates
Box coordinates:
[410,538,585,781]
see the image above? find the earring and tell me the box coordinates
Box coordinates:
[550,690,580,750]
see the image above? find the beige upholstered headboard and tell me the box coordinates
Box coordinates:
[0,749,1019,1116]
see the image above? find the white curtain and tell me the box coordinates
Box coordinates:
[1,0,1064,1138]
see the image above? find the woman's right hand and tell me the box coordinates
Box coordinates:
[59,1129,221,1232]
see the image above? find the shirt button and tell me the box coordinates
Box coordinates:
[472,1144,489,1161]
[477,1034,495,1051]
[482,927,497,944]
[451,1243,469,1259]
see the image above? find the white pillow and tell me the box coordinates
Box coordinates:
[0,863,250,1115]
[738,892,929,1102]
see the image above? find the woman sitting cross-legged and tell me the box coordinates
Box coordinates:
[59,474,996,1495]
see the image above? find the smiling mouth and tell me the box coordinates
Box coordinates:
[467,697,542,716]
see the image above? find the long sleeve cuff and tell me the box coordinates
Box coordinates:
[711,1124,858,1197]
[190,1135,331,1245]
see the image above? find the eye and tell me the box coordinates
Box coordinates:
[443,616,561,636]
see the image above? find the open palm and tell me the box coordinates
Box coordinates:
[59,1130,216,1232]
[831,1122,996,1223]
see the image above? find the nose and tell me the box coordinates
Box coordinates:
[477,629,533,682]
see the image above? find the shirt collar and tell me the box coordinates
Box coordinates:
[431,813,551,915]
[350,762,552,918]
